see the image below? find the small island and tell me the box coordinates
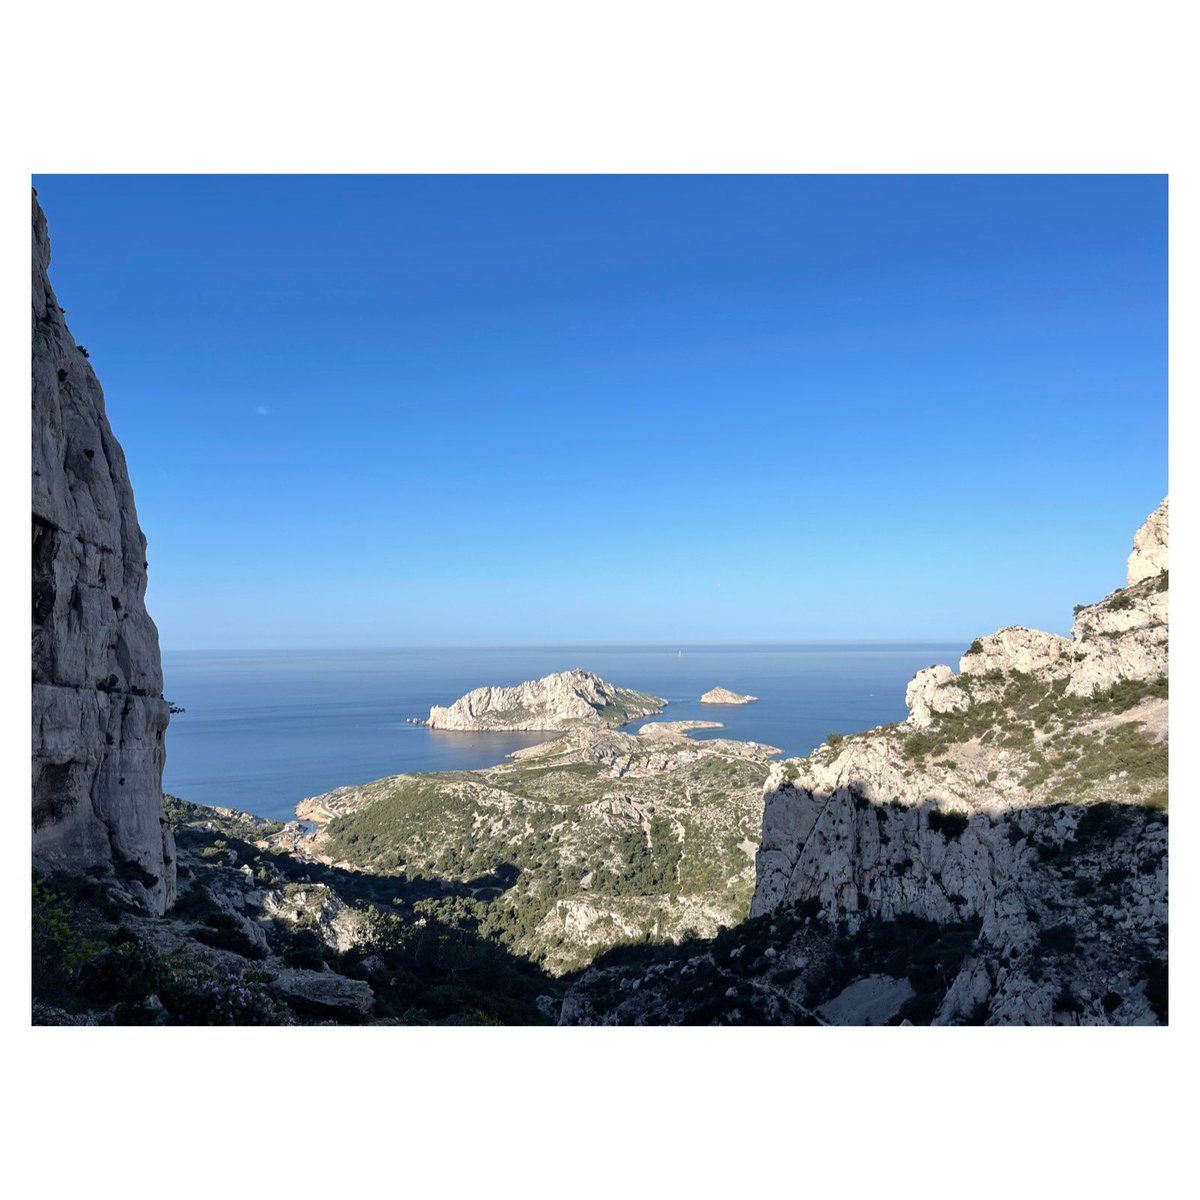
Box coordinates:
[700,686,758,705]
[427,668,667,732]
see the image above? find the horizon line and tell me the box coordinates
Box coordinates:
[161,637,976,654]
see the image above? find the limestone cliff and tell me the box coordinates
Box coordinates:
[427,668,666,732]
[31,192,175,914]
[560,501,1168,1025]
[1127,496,1168,585]
[745,500,1168,1023]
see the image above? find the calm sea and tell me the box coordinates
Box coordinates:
[161,644,963,821]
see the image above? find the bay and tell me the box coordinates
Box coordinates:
[162,643,964,820]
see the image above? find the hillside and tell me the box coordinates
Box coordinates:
[560,501,1168,1024]
[290,720,777,973]
[33,717,778,1023]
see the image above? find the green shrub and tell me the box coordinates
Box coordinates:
[78,930,163,1005]
[32,873,103,995]
[189,912,267,960]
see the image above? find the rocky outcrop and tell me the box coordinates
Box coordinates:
[700,687,758,705]
[743,500,1169,1023]
[1127,497,1168,585]
[904,665,968,729]
[1064,504,1168,700]
[559,501,1169,1025]
[958,627,1072,679]
[427,668,666,731]
[259,883,370,953]
[31,192,174,913]
[951,500,1168,700]
[1066,575,1168,698]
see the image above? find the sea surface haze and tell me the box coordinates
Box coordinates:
[162,643,963,821]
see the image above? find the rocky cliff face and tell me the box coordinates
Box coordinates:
[745,500,1168,1023]
[427,668,666,731]
[560,502,1168,1024]
[31,192,175,914]
[1127,497,1168,585]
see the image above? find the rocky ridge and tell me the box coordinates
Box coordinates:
[288,719,779,974]
[426,668,666,731]
[31,192,174,915]
[560,501,1168,1024]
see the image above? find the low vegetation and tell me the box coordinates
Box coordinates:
[302,741,770,974]
[901,672,1168,808]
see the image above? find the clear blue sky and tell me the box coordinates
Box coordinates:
[33,175,1166,650]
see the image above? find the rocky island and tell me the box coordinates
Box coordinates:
[426,668,666,732]
[700,686,758,705]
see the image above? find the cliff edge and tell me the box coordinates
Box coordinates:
[746,500,1168,1023]
[560,501,1167,1025]
[31,191,175,914]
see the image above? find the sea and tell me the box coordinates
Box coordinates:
[161,643,964,822]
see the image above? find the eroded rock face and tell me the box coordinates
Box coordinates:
[31,192,175,913]
[958,627,1072,678]
[427,668,666,731]
[1066,578,1168,698]
[905,665,968,729]
[1127,497,1168,585]
[738,499,1169,1024]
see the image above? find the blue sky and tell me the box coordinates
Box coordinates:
[33,175,1166,650]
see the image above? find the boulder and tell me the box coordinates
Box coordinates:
[269,968,374,1019]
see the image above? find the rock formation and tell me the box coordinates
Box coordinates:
[1066,569,1168,699]
[958,627,1072,679]
[560,500,1168,1024]
[903,665,969,729]
[744,499,1169,1023]
[1127,496,1168,585]
[700,686,758,705]
[427,668,666,731]
[31,192,175,914]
